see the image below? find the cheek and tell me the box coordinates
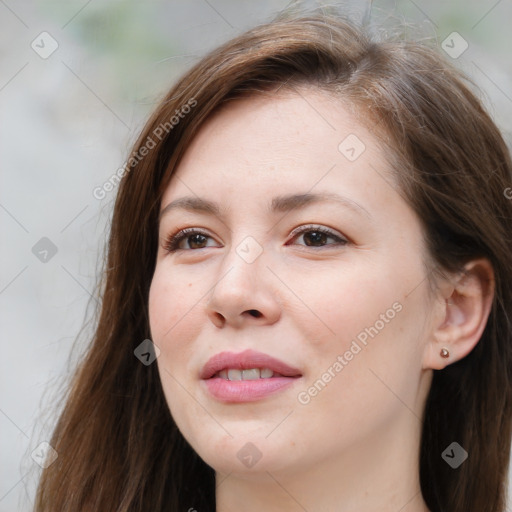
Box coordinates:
[148,268,203,423]
[150,266,193,334]
[328,292,428,421]
[148,266,205,367]
[298,260,426,392]
[296,265,400,348]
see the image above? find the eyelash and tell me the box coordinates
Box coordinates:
[162,225,348,253]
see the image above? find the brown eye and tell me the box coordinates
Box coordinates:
[185,233,209,249]
[302,230,329,246]
[291,225,348,248]
[163,229,217,252]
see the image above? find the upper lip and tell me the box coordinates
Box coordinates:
[200,349,302,379]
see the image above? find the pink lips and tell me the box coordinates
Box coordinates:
[200,349,302,403]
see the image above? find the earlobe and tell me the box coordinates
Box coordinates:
[423,258,495,370]
[440,347,450,359]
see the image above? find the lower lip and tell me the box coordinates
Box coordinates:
[202,376,300,402]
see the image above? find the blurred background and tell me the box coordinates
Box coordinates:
[1,1,511,510]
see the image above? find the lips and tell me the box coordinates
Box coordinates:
[200,349,303,403]
[200,349,302,380]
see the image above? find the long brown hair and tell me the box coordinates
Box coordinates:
[34,9,512,512]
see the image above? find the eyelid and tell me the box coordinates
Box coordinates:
[289,223,347,241]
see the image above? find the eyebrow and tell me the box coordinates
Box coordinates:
[159,192,372,222]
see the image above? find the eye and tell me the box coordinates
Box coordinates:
[288,224,348,248]
[162,224,348,254]
[163,228,218,253]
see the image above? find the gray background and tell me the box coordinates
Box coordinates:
[1,1,511,510]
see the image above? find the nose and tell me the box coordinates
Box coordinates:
[205,243,282,329]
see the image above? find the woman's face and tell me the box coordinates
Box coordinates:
[149,90,438,480]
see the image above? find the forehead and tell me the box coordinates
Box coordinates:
[161,90,392,202]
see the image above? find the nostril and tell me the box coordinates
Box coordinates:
[247,309,262,318]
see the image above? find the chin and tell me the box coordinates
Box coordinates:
[190,435,294,477]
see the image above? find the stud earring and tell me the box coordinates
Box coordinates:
[440,347,450,358]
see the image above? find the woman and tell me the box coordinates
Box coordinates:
[34,10,512,512]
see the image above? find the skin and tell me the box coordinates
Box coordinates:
[148,88,494,512]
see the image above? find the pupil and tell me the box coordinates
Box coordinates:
[190,234,206,248]
[305,231,326,246]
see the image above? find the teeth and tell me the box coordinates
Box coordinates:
[227,369,242,381]
[242,369,260,380]
[216,368,276,380]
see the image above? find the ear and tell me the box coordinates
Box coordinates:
[423,258,495,370]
